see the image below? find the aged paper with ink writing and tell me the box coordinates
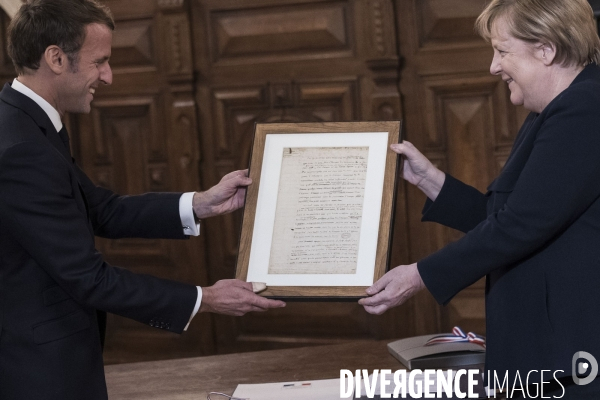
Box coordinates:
[268,147,369,274]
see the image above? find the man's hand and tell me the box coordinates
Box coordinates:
[193,170,251,219]
[200,279,286,316]
[358,263,425,315]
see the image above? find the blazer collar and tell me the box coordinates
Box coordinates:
[0,83,69,160]
[569,63,600,87]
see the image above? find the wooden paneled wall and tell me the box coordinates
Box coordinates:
[0,11,15,84]
[0,0,526,363]
[74,0,216,363]
[395,0,527,337]
[193,0,411,355]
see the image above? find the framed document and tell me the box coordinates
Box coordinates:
[235,121,401,299]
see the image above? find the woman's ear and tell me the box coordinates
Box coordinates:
[43,45,67,75]
[538,42,557,65]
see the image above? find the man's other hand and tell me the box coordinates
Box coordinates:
[200,279,286,316]
[193,169,251,219]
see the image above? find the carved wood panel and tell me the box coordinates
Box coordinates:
[110,19,156,70]
[416,0,488,50]
[209,2,353,64]
[71,0,215,364]
[422,74,516,334]
[396,0,526,337]
[0,10,15,84]
[193,0,409,354]
[1,0,528,362]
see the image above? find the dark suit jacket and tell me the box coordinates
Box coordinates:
[418,64,600,381]
[0,83,198,399]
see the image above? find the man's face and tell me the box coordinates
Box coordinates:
[57,23,112,115]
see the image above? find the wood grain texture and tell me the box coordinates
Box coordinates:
[193,0,406,353]
[110,19,156,70]
[210,2,352,63]
[395,0,524,337]
[72,1,215,364]
[235,121,400,298]
[0,0,521,364]
[416,0,488,50]
[105,340,402,399]
[0,11,15,82]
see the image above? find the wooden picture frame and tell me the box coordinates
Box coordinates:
[235,121,402,299]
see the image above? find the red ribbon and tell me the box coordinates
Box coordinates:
[425,326,486,349]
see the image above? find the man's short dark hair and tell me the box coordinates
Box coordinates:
[7,0,115,75]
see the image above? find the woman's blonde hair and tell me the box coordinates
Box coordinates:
[475,0,600,67]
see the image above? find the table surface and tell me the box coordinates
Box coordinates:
[105,340,402,399]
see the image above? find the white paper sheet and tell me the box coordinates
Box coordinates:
[357,371,455,397]
[247,132,389,287]
[232,378,343,400]
[268,146,369,275]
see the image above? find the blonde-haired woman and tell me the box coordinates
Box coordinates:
[360,0,600,397]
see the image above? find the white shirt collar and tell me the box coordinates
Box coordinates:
[12,78,63,132]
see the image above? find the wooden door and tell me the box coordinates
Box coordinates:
[70,0,525,360]
[73,0,215,364]
[191,0,413,354]
[394,0,526,337]
[1,0,529,362]
[0,11,15,84]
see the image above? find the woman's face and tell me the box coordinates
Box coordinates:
[489,17,547,112]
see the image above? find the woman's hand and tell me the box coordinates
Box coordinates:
[358,263,425,315]
[390,141,445,201]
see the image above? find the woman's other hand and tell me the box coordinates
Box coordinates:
[358,263,425,315]
[391,141,445,201]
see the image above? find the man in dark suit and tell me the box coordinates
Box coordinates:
[0,1,285,399]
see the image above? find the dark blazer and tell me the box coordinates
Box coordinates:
[0,83,198,399]
[418,64,600,381]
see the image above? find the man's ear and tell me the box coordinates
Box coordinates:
[538,42,556,66]
[43,45,67,74]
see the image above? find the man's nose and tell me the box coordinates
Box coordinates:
[100,64,113,85]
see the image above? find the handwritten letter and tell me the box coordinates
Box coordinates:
[268,147,369,274]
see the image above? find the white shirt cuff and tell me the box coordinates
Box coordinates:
[184,286,203,331]
[179,192,200,236]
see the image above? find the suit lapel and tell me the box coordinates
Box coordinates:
[486,66,600,194]
[0,83,69,159]
[0,83,93,233]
